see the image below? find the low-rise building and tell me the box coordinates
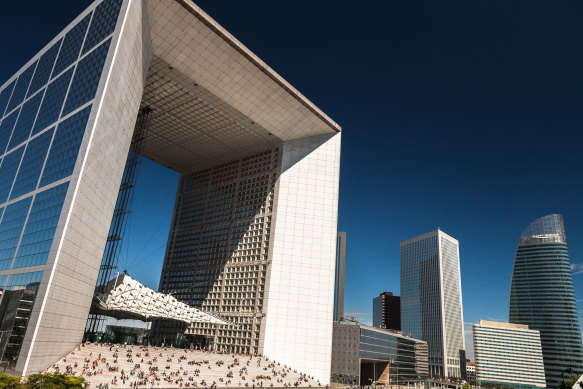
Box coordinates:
[473,320,546,389]
[465,361,476,382]
[331,319,428,385]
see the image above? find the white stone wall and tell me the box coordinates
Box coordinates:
[18,0,150,374]
[263,133,341,384]
[439,232,465,377]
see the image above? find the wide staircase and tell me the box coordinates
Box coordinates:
[46,343,323,388]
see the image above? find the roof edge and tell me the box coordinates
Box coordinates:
[519,214,566,246]
[174,0,341,133]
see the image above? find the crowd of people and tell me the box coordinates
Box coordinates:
[47,343,321,389]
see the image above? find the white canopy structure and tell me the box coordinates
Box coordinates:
[92,274,228,325]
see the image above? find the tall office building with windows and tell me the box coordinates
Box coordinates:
[473,320,546,389]
[509,215,583,388]
[0,0,341,380]
[372,291,400,330]
[400,229,465,378]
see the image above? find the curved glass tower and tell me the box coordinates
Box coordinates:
[509,214,583,388]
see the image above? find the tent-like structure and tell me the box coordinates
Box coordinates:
[91,274,228,325]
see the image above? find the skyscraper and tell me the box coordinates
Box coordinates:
[372,291,401,330]
[400,229,465,378]
[473,320,546,389]
[0,0,341,380]
[509,215,583,388]
[333,232,346,321]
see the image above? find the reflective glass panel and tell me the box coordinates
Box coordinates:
[82,0,123,54]
[52,14,92,78]
[0,147,25,204]
[0,271,43,367]
[13,183,69,269]
[0,80,17,119]
[6,62,37,113]
[33,68,73,135]
[27,39,62,98]
[0,109,20,155]
[8,92,44,151]
[0,197,33,270]
[10,130,54,200]
[62,39,111,116]
[40,105,91,187]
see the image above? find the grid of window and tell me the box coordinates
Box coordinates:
[401,235,442,367]
[0,80,16,118]
[0,271,44,367]
[82,0,123,55]
[400,231,465,378]
[13,182,69,269]
[0,0,123,368]
[27,39,62,99]
[52,14,92,78]
[440,237,463,376]
[9,92,44,150]
[158,148,279,354]
[63,39,111,116]
[10,129,54,200]
[6,62,37,114]
[360,327,428,381]
[0,110,20,154]
[0,146,25,204]
[32,68,74,135]
[509,215,583,388]
[39,105,92,187]
[0,198,33,270]
[473,323,546,388]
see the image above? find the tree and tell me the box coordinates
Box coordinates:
[0,373,22,388]
[24,373,87,389]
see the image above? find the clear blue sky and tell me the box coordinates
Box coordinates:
[2,0,583,361]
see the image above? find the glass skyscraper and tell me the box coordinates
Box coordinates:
[509,214,583,388]
[400,229,465,378]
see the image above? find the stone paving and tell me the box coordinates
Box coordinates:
[46,343,322,389]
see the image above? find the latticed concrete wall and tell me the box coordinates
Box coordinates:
[158,148,280,354]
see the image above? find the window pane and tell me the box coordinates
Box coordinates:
[10,129,54,200]
[8,92,44,151]
[6,62,37,113]
[27,39,62,98]
[33,68,73,136]
[0,197,33,270]
[0,271,43,367]
[0,147,25,204]
[39,105,91,187]
[13,182,69,269]
[62,39,111,116]
[0,109,20,156]
[0,80,17,120]
[52,13,92,78]
[82,0,123,55]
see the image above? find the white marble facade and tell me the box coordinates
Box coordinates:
[0,0,341,382]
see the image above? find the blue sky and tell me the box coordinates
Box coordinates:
[2,0,583,361]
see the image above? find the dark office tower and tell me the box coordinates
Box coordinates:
[509,214,583,388]
[372,291,401,330]
[333,232,346,321]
